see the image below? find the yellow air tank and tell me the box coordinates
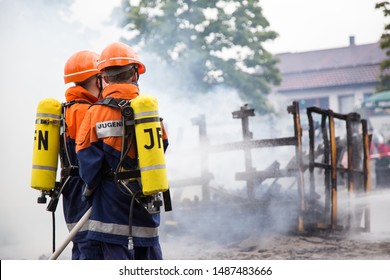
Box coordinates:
[31,98,62,191]
[131,94,168,195]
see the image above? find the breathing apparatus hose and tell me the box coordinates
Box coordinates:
[114,131,136,196]
[52,212,55,253]
[128,190,140,250]
[114,109,139,197]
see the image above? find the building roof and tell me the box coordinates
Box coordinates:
[274,40,387,92]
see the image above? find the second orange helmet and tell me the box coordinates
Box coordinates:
[97,42,146,74]
[64,50,100,84]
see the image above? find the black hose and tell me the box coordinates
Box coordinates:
[128,190,140,250]
[114,129,135,197]
[52,211,56,253]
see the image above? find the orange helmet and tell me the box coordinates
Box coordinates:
[97,42,145,74]
[64,50,100,84]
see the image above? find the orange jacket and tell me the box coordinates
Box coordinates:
[65,86,98,141]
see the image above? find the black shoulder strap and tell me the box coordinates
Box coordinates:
[63,99,91,108]
[92,97,125,109]
[93,97,135,124]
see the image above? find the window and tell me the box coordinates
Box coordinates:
[338,94,355,114]
[298,97,329,111]
[363,92,373,101]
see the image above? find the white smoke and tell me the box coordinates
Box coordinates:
[0,0,120,259]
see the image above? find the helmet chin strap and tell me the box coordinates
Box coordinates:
[129,67,140,87]
[97,75,103,99]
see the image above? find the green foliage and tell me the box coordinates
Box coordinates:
[376,1,390,92]
[116,0,281,113]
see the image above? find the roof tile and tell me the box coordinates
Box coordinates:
[274,42,386,91]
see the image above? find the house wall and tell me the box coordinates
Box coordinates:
[272,83,376,115]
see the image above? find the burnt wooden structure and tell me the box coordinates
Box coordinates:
[169,101,371,233]
[307,107,371,232]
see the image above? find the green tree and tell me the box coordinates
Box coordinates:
[376,1,390,92]
[116,0,281,113]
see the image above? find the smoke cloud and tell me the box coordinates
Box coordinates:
[0,0,116,259]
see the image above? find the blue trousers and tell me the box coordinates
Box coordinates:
[72,240,103,260]
[76,240,163,260]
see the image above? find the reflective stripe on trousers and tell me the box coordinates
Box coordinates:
[88,220,159,238]
[67,220,90,233]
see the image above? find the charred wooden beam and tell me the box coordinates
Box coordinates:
[207,137,297,153]
[235,168,299,182]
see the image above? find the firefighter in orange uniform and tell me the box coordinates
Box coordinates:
[62,50,103,259]
[76,42,168,260]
